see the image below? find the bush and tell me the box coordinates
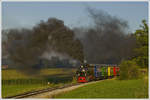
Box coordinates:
[119,60,140,80]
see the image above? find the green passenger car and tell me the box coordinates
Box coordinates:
[104,67,108,78]
[110,67,114,76]
[101,67,105,77]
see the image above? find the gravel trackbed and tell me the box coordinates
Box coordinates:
[27,80,104,98]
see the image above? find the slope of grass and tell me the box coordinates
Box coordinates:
[2,84,50,97]
[2,68,76,80]
[55,79,148,98]
[2,68,76,98]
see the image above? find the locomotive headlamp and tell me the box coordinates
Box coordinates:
[82,69,85,72]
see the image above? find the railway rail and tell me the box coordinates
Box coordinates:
[4,63,118,99]
[5,79,108,99]
[5,83,82,99]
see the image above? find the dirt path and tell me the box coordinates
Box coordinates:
[27,80,103,98]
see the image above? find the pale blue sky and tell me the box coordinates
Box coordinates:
[2,2,148,33]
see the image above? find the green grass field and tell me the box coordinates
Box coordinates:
[55,78,148,98]
[2,68,76,98]
[2,68,148,98]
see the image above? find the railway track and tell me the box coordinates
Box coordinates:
[5,78,110,99]
[5,83,82,99]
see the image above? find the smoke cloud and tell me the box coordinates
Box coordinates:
[6,18,84,75]
[3,7,136,75]
[74,7,136,64]
[41,50,70,60]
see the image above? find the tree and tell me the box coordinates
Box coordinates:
[134,20,148,68]
[119,60,140,80]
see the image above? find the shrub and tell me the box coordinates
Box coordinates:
[119,60,140,80]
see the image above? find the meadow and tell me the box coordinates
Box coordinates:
[2,67,148,98]
[55,78,148,98]
[55,69,148,99]
[2,68,77,98]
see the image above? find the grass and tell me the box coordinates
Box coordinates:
[2,84,49,97]
[2,68,77,98]
[2,67,148,98]
[2,68,76,80]
[55,78,148,98]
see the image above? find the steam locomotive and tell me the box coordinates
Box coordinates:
[76,64,120,83]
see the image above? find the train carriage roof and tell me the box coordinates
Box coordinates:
[88,64,119,67]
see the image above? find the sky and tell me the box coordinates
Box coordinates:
[2,1,148,33]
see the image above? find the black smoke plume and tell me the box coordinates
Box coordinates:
[74,7,136,64]
[4,7,136,75]
[6,18,84,75]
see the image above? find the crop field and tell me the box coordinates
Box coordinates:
[2,68,77,98]
[55,78,148,98]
